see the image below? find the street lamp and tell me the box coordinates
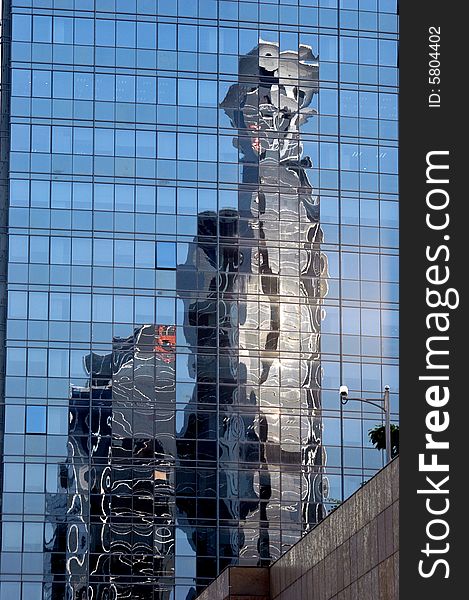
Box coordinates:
[339,385,392,464]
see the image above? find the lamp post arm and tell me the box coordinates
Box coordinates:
[341,397,386,412]
[339,386,392,464]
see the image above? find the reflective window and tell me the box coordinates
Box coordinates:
[3,0,398,597]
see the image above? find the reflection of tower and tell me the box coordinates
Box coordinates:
[176,42,329,595]
[45,325,176,600]
[177,210,269,593]
[221,41,330,533]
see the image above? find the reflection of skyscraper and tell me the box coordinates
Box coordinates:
[222,41,330,531]
[176,42,329,592]
[46,325,176,599]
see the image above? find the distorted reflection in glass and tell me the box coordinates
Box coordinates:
[176,41,329,594]
[46,325,176,599]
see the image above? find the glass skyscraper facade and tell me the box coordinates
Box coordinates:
[0,1,398,599]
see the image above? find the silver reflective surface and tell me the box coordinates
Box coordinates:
[49,325,176,599]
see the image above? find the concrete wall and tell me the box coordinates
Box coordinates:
[197,457,399,600]
[197,566,270,600]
